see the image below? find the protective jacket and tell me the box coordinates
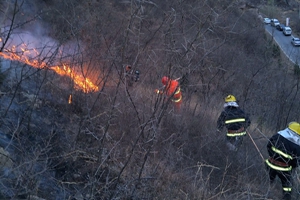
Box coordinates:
[265,128,300,199]
[217,106,251,136]
[266,128,300,169]
[165,79,182,103]
[156,79,182,110]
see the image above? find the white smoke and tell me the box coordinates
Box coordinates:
[2,20,59,63]
[0,1,98,92]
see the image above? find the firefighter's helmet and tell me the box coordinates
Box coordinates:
[288,122,300,135]
[225,95,236,102]
[125,65,131,72]
[162,76,169,85]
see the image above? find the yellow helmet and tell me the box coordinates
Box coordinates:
[288,122,300,135]
[225,95,236,102]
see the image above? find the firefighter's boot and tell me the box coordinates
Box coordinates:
[282,191,291,200]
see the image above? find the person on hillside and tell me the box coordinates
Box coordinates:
[155,76,182,111]
[265,122,300,200]
[124,65,140,86]
[217,95,251,151]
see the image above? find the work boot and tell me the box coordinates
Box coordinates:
[269,174,276,185]
[226,141,237,151]
[282,191,291,200]
[233,136,243,150]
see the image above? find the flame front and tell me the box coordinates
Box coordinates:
[0,43,99,93]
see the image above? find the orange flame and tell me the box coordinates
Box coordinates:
[0,43,98,93]
[68,94,72,104]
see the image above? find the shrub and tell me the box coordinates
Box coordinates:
[294,62,300,76]
[272,43,280,58]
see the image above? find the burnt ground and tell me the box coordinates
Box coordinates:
[0,58,89,199]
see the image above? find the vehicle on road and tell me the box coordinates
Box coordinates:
[283,26,292,36]
[271,19,280,27]
[263,18,271,24]
[276,24,285,31]
[291,38,300,46]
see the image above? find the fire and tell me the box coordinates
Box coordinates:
[68,94,72,104]
[52,64,98,93]
[0,43,99,93]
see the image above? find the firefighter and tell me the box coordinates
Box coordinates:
[217,95,251,151]
[155,76,182,111]
[134,70,140,82]
[125,65,132,73]
[265,122,300,200]
[124,65,140,86]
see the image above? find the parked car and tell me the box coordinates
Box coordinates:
[271,19,280,27]
[263,18,271,24]
[276,24,285,31]
[283,26,292,36]
[291,38,300,46]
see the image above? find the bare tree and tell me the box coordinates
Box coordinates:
[0,0,300,199]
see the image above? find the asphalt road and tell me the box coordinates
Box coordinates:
[265,24,300,64]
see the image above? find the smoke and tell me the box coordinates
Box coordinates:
[0,0,100,92]
[0,0,57,63]
[3,0,93,62]
[7,31,58,58]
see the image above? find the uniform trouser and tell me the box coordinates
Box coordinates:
[226,136,243,150]
[268,166,292,199]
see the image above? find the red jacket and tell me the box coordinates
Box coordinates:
[165,80,181,102]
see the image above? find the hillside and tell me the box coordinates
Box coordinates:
[0,0,299,199]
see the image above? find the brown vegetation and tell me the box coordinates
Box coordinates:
[0,0,299,199]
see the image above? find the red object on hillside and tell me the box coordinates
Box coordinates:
[155,76,182,111]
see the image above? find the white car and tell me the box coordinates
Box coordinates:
[283,26,292,36]
[291,38,300,47]
[263,18,271,24]
[271,19,280,27]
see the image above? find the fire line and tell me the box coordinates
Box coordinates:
[0,46,99,93]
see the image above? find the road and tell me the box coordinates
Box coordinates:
[265,24,300,64]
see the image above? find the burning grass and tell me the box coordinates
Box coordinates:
[0,35,99,93]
